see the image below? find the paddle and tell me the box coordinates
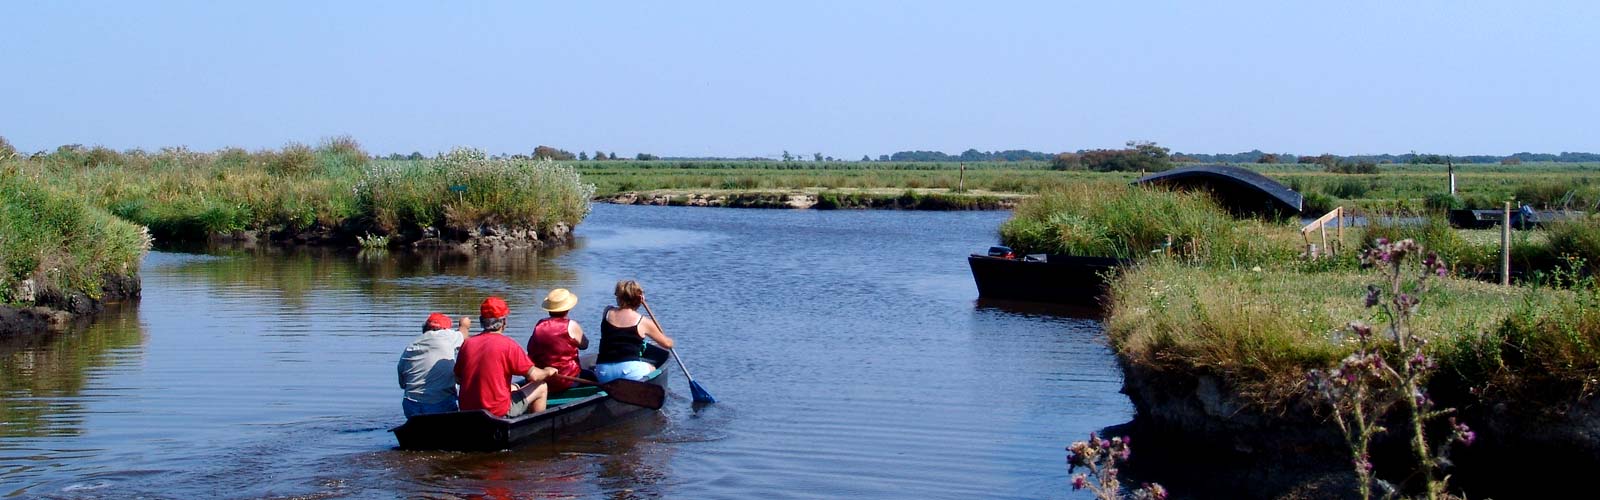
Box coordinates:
[550,373,665,410]
[642,301,716,404]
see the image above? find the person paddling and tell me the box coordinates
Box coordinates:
[397,313,469,417]
[455,297,559,417]
[593,280,675,384]
[527,288,588,395]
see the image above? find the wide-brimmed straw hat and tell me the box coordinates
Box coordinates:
[541,288,578,312]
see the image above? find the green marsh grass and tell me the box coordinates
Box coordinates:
[0,165,149,305]
[16,142,594,244]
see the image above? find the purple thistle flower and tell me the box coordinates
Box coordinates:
[1072,474,1087,490]
[1363,286,1381,308]
[1376,237,1389,246]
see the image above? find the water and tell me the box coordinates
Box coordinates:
[0,204,1131,498]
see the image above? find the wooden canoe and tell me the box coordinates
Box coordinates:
[391,344,671,451]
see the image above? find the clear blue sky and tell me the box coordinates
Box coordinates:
[3,1,1595,158]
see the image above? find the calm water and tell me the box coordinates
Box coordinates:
[1,204,1131,499]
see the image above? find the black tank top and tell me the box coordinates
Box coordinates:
[597,307,646,364]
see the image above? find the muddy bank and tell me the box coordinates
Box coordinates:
[0,273,140,338]
[598,190,1020,210]
[1117,362,1600,499]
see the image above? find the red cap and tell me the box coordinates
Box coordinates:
[480,297,509,319]
[424,312,452,331]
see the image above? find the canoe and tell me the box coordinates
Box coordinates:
[968,251,1128,304]
[1449,208,1587,229]
[391,344,672,451]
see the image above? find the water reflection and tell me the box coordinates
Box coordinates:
[0,305,144,442]
[3,204,1135,498]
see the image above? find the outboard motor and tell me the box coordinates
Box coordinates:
[986,246,1015,259]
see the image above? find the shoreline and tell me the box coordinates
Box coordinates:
[0,273,140,339]
[595,189,1023,210]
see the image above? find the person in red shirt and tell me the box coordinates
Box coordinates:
[527,288,588,395]
[455,296,559,417]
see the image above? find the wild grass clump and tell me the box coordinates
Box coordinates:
[998,183,1301,267]
[359,147,594,235]
[15,140,594,246]
[0,167,150,305]
[1107,261,1520,405]
[1444,282,1600,409]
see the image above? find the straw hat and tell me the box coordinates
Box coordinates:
[541,288,578,312]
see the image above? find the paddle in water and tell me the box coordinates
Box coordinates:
[642,301,716,404]
[551,373,665,410]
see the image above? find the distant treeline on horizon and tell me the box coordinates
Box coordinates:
[397,147,1600,164]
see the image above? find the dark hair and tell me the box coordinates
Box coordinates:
[480,316,506,332]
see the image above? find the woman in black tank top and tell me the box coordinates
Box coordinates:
[592,280,676,383]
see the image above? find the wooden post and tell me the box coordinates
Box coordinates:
[1501,201,1512,286]
[1335,207,1344,255]
[958,163,965,193]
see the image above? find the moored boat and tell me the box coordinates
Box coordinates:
[391,344,672,451]
[968,246,1128,304]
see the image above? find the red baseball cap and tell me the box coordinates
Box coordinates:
[424,312,452,331]
[480,297,509,319]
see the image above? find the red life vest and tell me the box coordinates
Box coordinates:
[528,317,581,391]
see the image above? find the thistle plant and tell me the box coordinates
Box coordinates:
[1308,238,1475,500]
[1066,433,1167,500]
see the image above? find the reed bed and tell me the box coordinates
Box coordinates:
[13,140,594,244]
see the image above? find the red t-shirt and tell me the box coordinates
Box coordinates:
[454,331,535,417]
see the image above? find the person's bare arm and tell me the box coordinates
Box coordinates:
[571,322,588,350]
[526,366,559,382]
[641,319,674,349]
[458,317,472,337]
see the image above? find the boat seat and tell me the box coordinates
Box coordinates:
[547,385,605,407]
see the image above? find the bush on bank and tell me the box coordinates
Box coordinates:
[15,141,594,245]
[0,165,149,306]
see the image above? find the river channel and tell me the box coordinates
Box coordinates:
[1,203,1131,499]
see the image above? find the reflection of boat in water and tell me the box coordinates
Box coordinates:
[1448,207,1586,229]
[974,297,1106,319]
[967,247,1127,305]
[391,345,670,451]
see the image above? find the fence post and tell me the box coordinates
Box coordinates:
[1501,201,1512,286]
[1335,207,1344,255]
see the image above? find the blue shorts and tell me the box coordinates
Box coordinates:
[593,361,657,383]
[402,397,458,417]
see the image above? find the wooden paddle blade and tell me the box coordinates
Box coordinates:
[600,379,665,410]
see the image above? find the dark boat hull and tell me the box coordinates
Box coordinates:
[967,254,1127,304]
[1449,208,1586,229]
[391,345,671,451]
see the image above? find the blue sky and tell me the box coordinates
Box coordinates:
[2,1,1595,158]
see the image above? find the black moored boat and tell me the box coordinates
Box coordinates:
[968,247,1128,304]
[391,344,671,451]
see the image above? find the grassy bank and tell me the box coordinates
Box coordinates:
[996,183,1304,267]
[0,167,149,307]
[999,179,1600,411]
[13,141,595,245]
[573,160,1600,215]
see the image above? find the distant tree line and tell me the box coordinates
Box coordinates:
[344,143,1600,166]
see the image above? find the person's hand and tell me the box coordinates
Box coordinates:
[544,367,560,378]
[459,316,471,332]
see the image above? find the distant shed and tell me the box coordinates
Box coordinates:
[1133,165,1303,218]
